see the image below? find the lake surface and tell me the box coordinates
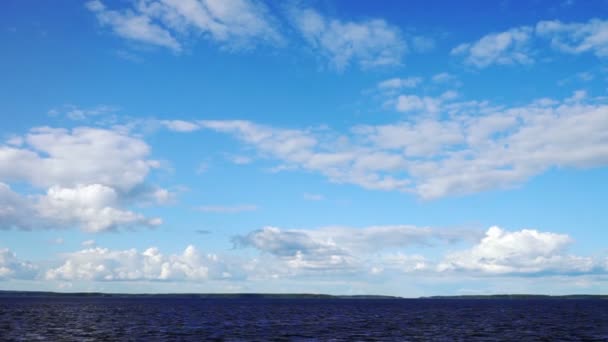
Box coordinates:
[1,296,607,341]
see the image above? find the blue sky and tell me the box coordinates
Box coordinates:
[1,0,608,296]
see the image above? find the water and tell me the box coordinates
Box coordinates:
[1,296,607,341]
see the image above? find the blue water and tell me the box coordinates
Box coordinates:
[1,297,607,341]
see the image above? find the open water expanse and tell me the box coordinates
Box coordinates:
[0,296,607,341]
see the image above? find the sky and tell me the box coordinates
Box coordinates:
[1,0,607,296]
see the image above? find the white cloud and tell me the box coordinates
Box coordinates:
[452,18,608,68]
[87,0,182,52]
[451,26,534,68]
[82,239,96,247]
[0,182,38,230]
[4,135,23,147]
[395,94,442,114]
[0,248,37,280]
[200,92,608,199]
[0,127,166,231]
[0,182,161,232]
[197,204,258,213]
[1,226,604,284]
[431,72,457,84]
[291,8,407,70]
[150,188,174,204]
[234,226,354,272]
[410,92,608,198]
[86,0,282,52]
[537,18,608,57]
[438,226,596,275]
[38,184,162,232]
[160,120,201,132]
[200,119,412,192]
[377,77,423,90]
[0,127,156,192]
[235,225,605,277]
[356,119,464,157]
[384,90,459,114]
[233,225,469,273]
[378,253,429,272]
[46,245,229,281]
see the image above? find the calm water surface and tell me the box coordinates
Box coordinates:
[1,297,607,341]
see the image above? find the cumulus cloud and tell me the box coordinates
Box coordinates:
[46,245,231,281]
[451,26,534,68]
[1,226,604,283]
[0,248,37,280]
[86,0,282,52]
[0,127,165,231]
[38,184,162,232]
[232,225,606,278]
[0,183,38,230]
[0,182,161,232]
[0,127,156,192]
[438,226,596,275]
[291,7,407,70]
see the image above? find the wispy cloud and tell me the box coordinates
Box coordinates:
[48,104,118,120]
[451,26,534,68]
[536,18,608,57]
[198,91,608,199]
[290,7,407,70]
[452,18,608,68]
[86,0,182,52]
[86,0,283,53]
[161,120,201,132]
[377,77,423,90]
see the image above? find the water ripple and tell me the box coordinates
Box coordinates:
[0,297,607,341]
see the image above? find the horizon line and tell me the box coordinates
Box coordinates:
[1,290,606,299]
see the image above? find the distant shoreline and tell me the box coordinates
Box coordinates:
[0,290,606,300]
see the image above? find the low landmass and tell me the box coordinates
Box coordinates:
[0,290,399,299]
[422,294,608,300]
[0,290,606,299]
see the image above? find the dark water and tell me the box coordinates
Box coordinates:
[1,297,607,341]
